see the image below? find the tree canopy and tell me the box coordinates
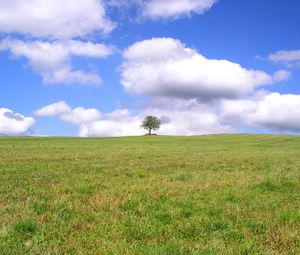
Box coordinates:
[141,115,161,135]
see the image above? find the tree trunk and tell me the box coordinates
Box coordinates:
[149,129,152,135]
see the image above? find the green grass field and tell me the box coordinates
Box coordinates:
[1,134,300,254]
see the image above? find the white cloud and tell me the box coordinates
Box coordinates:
[79,106,233,137]
[35,103,141,137]
[0,0,115,39]
[0,1,219,87]
[107,0,216,19]
[79,115,143,137]
[36,92,300,137]
[122,38,287,100]
[35,102,71,117]
[60,107,101,125]
[143,106,233,136]
[142,0,217,19]
[78,108,147,137]
[35,99,232,137]
[0,108,35,135]
[35,102,101,125]
[0,38,114,85]
[221,93,300,132]
[268,49,300,67]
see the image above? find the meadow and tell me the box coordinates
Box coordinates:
[0,134,300,254]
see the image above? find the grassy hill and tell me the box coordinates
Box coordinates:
[1,134,300,254]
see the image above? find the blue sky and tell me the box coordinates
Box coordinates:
[1,0,300,136]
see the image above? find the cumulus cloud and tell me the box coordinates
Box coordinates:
[0,108,35,135]
[35,102,71,117]
[121,38,288,100]
[83,93,300,136]
[0,38,114,85]
[36,100,233,137]
[36,102,140,136]
[84,92,300,137]
[0,0,117,85]
[0,1,218,86]
[142,103,233,136]
[79,111,143,137]
[268,49,300,67]
[79,104,233,137]
[0,0,115,39]
[60,107,101,125]
[221,93,300,132]
[36,102,141,137]
[36,92,300,137]
[142,0,217,19]
[0,0,217,39]
[35,102,101,125]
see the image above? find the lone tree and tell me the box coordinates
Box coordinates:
[141,115,161,135]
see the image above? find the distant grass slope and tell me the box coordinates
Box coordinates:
[0,134,300,254]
